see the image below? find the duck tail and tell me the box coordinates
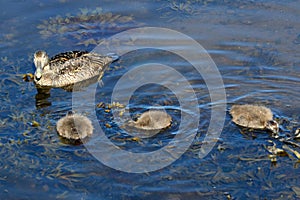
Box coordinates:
[106,53,119,62]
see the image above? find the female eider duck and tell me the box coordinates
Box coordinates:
[230,104,279,133]
[56,111,93,141]
[34,50,118,87]
[128,110,172,130]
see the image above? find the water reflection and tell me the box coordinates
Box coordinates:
[35,87,51,108]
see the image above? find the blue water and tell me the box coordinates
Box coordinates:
[0,0,300,199]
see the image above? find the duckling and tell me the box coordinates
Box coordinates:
[56,111,93,140]
[230,104,279,133]
[33,50,118,87]
[128,110,172,130]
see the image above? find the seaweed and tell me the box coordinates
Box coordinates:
[37,7,141,47]
[156,0,269,22]
[157,0,201,22]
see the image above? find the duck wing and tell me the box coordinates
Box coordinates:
[48,51,88,70]
[50,51,88,62]
[49,51,113,77]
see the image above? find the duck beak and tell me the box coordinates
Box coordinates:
[34,61,42,81]
[35,68,42,81]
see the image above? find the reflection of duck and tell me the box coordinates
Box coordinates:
[230,104,279,133]
[56,112,93,140]
[34,50,117,87]
[128,110,172,130]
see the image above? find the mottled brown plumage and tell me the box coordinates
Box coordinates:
[33,50,117,87]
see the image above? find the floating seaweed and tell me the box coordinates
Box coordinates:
[0,19,19,48]
[0,118,8,128]
[215,43,281,76]
[282,145,300,160]
[0,55,36,97]
[96,101,125,112]
[265,140,288,157]
[37,7,141,47]
[157,0,200,22]
[156,0,269,22]
[244,45,280,68]
[30,120,40,127]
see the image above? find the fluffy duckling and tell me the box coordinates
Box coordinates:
[230,104,279,133]
[128,110,172,130]
[56,111,93,140]
[33,50,118,87]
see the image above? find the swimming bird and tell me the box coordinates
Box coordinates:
[230,104,279,133]
[33,50,118,87]
[56,111,93,140]
[128,110,172,130]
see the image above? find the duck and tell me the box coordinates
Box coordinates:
[230,104,279,134]
[128,110,172,131]
[56,111,93,140]
[33,50,118,87]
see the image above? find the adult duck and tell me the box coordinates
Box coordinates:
[33,50,118,87]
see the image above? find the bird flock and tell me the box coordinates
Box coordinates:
[32,50,299,147]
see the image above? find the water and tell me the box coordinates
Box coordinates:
[0,0,300,199]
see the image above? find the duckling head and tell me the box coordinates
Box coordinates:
[266,120,279,134]
[34,50,49,81]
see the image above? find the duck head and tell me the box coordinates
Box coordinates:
[34,51,49,81]
[266,120,279,134]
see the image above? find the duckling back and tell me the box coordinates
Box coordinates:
[56,113,93,140]
[130,110,172,130]
[230,104,274,129]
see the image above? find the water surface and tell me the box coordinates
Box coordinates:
[0,0,299,199]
